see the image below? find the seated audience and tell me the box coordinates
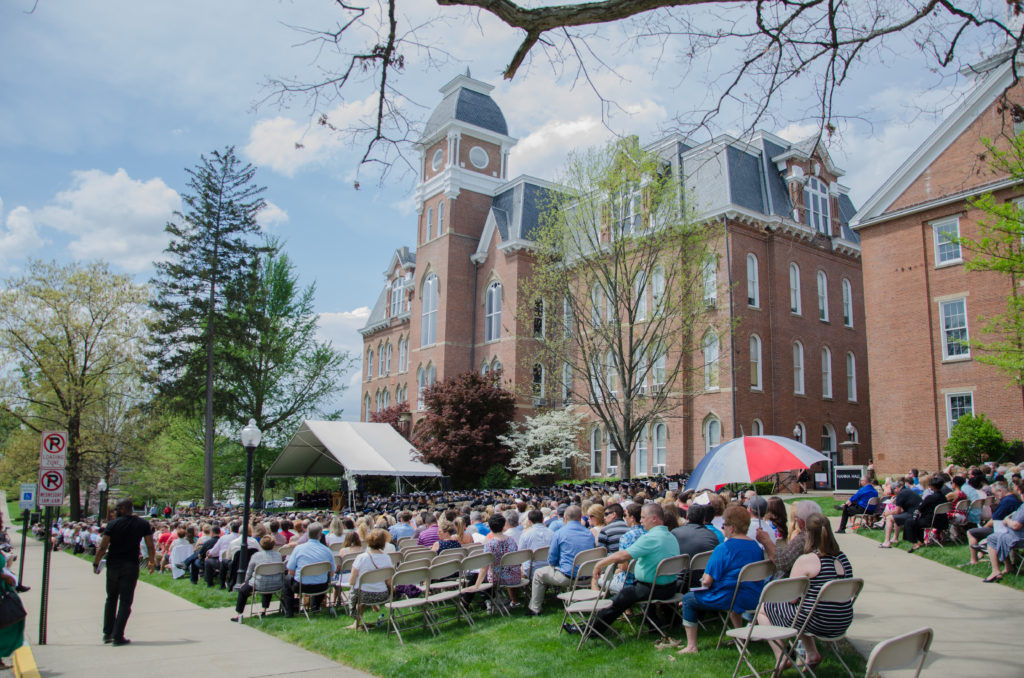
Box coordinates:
[465,514,522,606]
[761,500,823,576]
[835,476,878,533]
[282,522,334,617]
[983,501,1024,583]
[231,535,284,622]
[347,529,393,630]
[903,476,950,552]
[879,479,922,548]
[965,481,1022,566]
[527,505,594,615]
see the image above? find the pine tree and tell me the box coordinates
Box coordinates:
[149,147,266,508]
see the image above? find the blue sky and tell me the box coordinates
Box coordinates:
[0,1,988,419]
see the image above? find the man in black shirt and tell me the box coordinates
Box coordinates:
[93,498,155,646]
[879,480,922,548]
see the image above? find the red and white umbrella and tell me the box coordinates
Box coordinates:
[684,435,828,491]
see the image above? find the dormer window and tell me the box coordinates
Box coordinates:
[804,176,830,235]
[431,148,444,172]
[390,277,408,316]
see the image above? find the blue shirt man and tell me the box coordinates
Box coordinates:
[548,518,597,577]
[837,477,878,533]
[286,536,334,584]
[389,515,415,542]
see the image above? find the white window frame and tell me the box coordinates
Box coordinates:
[390,278,404,317]
[752,418,764,436]
[654,422,667,469]
[607,431,618,471]
[841,278,853,327]
[704,416,721,455]
[378,343,385,377]
[425,207,433,241]
[384,342,392,376]
[605,351,618,398]
[485,281,502,342]
[821,424,836,454]
[437,201,444,235]
[635,273,647,322]
[816,270,829,322]
[821,346,832,399]
[846,352,857,402]
[652,344,667,389]
[939,297,970,360]
[591,428,603,476]
[804,176,831,234]
[416,367,425,410]
[750,334,762,391]
[363,393,371,420]
[702,255,717,305]
[703,331,719,391]
[561,362,572,404]
[591,284,605,326]
[746,253,759,308]
[793,341,805,395]
[366,349,374,381]
[636,425,648,475]
[789,263,802,315]
[421,274,438,346]
[651,266,665,314]
[946,392,974,435]
[932,216,962,266]
[532,363,545,405]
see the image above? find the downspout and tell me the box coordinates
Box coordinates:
[470,260,479,370]
[921,226,943,469]
[724,219,739,437]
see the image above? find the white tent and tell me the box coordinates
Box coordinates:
[266,420,441,479]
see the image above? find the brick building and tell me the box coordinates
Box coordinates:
[360,73,872,477]
[851,53,1024,475]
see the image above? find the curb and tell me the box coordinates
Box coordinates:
[12,645,39,678]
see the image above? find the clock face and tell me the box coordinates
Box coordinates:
[431,148,444,171]
[470,146,489,169]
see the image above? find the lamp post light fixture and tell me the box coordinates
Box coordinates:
[398,411,412,438]
[792,424,802,443]
[845,421,856,441]
[239,418,262,583]
[97,478,108,527]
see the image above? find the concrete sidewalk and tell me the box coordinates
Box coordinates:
[837,523,1024,677]
[0,498,370,678]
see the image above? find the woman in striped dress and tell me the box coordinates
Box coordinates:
[760,514,853,668]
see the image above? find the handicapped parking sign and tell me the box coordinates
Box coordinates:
[19,483,36,510]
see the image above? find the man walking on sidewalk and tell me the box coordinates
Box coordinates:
[93,498,155,646]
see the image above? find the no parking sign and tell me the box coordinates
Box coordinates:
[37,430,67,507]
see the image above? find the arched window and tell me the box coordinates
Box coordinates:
[383,389,390,409]
[793,341,805,395]
[481,361,490,375]
[702,255,717,305]
[607,431,618,472]
[746,253,759,307]
[821,424,836,454]
[363,393,371,420]
[366,348,374,381]
[421,274,438,345]
[752,418,764,436]
[397,337,406,373]
[390,278,404,317]
[437,201,444,235]
[492,359,503,374]
[821,347,832,398]
[562,296,572,338]
[532,364,545,404]
[485,281,502,342]
[842,278,853,327]
[416,367,426,410]
[654,422,667,470]
[590,284,605,325]
[817,270,829,321]
[794,421,806,443]
[703,331,719,390]
[652,344,667,389]
[605,351,618,397]
[846,352,857,402]
[374,390,382,412]
[636,425,648,475]
[789,263,801,315]
[533,299,546,338]
[651,266,666,314]
[804,176,830,234]
[704,416,721,455]
[377,342,384,377]
[634,273,647,322]
[561,362,572,404]
[427,364,436,387]
[590,428,602,476]
[384,342,392,376]
[425,207,433,241]
[750,334,762,391]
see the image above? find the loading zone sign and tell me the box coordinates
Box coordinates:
[39,431,67,469]
[37,467,65,507]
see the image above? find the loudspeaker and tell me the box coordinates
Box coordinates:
[441,476,452,491]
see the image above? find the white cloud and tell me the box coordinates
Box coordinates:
[31,168,179,273]
[258,201,289,229]
[243,96,379,176]
[317,306,372,420]
[774,122,821,144]
[0,198,46,271]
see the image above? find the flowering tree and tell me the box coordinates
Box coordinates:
[413,372,515,487]
[501,409,586,479]
[370,401,412,439]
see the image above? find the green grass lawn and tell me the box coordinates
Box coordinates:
[788,495,1024,591]
[248,597,864,678]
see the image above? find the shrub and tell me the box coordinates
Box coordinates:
[945,413,1005,467]
[481,464,513,489]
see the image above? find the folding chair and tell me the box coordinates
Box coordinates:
[564,561,619,651]
[863,627,933,678]
[388,551,404,567]
[716,559,776,649]
[397,536,417,550]
[247,562,286,618]
[423,560,474,628]
[403,546,432,560]
[849,497,879,530]
[725,576,811,678]
[169,542,193,579]
[530,546,550,577]
[278,543,295,558]
[924,503,953,547]
[383,567,432,644]
[295,561,334,621]
[329,542,344,554]
[399,557,432,572]
[802,578,865,678]
[432,548,466,565]
[460,552,500,618]
[349,565,395,631]
[464,543,485,555]
[495,549,533,615]
[949,500,970,543]
[633,554,689,639]
[555,546,608,615]
[333,553,360,607]
[688,550,713,590]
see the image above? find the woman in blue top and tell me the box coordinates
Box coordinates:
[679,505,766,655]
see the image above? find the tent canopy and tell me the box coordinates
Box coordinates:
[266,421,442,478]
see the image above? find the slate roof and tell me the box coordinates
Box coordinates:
[482,180,556,252]
[423,87,508,139]
[359,285,390,335]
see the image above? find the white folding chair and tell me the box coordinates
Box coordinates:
[423,560,473,629]
[295,561,334,621]
[802,578,865,678]
[633,553,688,639]
[169,543,193,580]
[716,559,776,649]
[349,565,395,631]
[849,497,879,530]
[247,562,286,618]
[863,627,933,678]
[495,549,532,615]
[726,576,811,678]
[383,567,432,644]
[564,561,619,651]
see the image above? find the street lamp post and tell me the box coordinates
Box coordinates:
[792,424,801,443]
[239,419,262,584]
[97,478,108,528]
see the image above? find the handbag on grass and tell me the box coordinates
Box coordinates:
[0,588,27,629]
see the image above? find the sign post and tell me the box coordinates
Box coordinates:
[37,430,67,646]
[17,483,35,585]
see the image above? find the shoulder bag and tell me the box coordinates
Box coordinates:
[0,588,27,629]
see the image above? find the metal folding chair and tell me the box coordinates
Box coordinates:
[633,554,689,639]
[295,561,334,621]
[495,549,532,615]
[716,559,776,649]
[555,546,607,618]
[348,564,395,630]
[726,576,811,678]
[423,560,473,628]
[460,552,500,618]
[383,567,432,644]
[863,627,933,678]
[803,578,865,678]
[849,497,879,530]
[246,562,286,619]
[564,561,620,651]
[924,502,953,547]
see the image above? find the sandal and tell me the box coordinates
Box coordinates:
[878,544,892,549]
[907,544,924,554]
[982,573,1003,583]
